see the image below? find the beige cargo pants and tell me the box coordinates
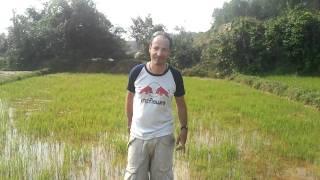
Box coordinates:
[124,134,175,180]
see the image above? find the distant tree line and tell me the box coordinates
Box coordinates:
[0,0,319,75]
[0,0,127,70]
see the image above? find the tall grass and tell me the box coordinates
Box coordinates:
[0,73,319,179]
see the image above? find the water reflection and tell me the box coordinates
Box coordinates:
[0,100,189,179]
[0,100,124,179]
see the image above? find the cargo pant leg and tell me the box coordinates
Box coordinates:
[150,134,175,180]
[124,136,150,180]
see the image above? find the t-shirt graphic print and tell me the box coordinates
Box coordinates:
[127,64,185,140]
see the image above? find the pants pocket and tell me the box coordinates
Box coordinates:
[127,136,136,149]
[124,169,137,180]
[160,134,175,146]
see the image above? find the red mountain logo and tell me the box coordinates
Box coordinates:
[156,87,169,97]
[139,86,153,94]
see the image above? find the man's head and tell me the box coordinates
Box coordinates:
[150,31,172,49]
[149,31,172,65]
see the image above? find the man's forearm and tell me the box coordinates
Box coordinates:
[176,96,188,128]
[178,105,188,127]
[126,92,134,130]
[175,96,188,150]
[127,112,132,127]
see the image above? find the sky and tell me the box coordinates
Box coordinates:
[0,0,230,38]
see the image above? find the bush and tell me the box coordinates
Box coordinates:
[182,65,208,77]
[0,57,9,70]
[265,9,320,75]
[201,17,268,75]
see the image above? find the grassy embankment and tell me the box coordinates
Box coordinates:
[264,75,320,91]
[0,70,47,85]
[231,74,320,109]
[0,73,319,179]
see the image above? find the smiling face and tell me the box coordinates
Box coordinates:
[149,35,171,66]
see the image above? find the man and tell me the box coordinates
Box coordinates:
[125,31,188,180]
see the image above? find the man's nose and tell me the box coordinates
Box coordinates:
[156,50,163,56]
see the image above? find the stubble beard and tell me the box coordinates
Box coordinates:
[151,56,167,66]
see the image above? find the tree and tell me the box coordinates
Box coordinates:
[203,17,267,75]
[0,33,7,54]
[206,0,320,75]
[170,27,201,69]
[6,0,126,70]
[265,9,320,74]
[211,0,319,31]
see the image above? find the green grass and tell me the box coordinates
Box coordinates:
[0,73,319,179]
[231,74,320,109]
[263,75,320,91]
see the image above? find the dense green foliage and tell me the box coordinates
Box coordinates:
[5,0,127,70]
[202,17,267,74]
[1,0,320,75]
[192,0,320,76]
[170,28,201,69]
[212,0,320,28]
[0,34,7,55]
[265,10,320,74]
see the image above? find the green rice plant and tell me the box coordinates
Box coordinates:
[0,73,127,144]
[183,77,320,179]
[0,73,319,179]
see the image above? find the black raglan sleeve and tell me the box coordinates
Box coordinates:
[127,64,144,93]
[170,67,185,97]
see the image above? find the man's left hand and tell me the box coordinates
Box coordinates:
[176,128,188,153]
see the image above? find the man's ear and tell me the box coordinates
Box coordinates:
[149,44,152,52]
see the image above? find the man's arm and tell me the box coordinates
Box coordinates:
[126,91,134,134]
[175,96,188,151]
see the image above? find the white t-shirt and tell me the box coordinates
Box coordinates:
[127,64,185,140]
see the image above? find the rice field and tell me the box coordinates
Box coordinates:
[0,73,319,179]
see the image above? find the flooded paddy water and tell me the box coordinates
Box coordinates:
[0,100,124,179]
[0,98,318,179]
[0,100,190,179]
